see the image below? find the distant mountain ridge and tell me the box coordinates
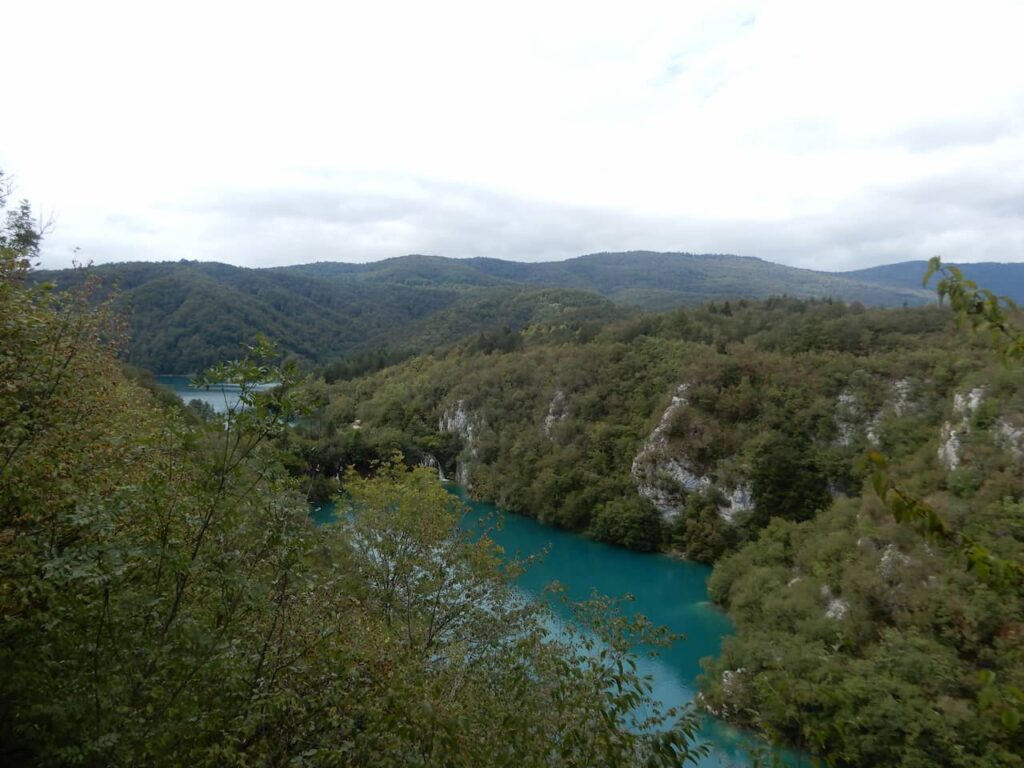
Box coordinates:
[276,251,938,309]
[34,251,1023,373]
[844,260,1024,304]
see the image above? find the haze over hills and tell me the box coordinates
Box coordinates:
[846,260,1024,304]
[278,251,938,308]
[35,250,1022,373]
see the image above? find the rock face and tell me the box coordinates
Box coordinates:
[439,401,479,486]
[631,384,752,523]
[542,390,568,438]
[835,390,883,447]
[891,378,913,417]
[821,584,850,620]
[418,453,447,482]
[996,417,1024,460]
[698,668,749,718]
[877,543,910,580]
[938,386,986,470]
[835,391,861,447]
[835,379,917,448]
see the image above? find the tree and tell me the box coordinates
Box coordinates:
[750,433,831,527]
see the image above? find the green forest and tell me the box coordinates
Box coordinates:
[40,247,1024,376]
[282,289,1024,765]
[6,173,1024,767]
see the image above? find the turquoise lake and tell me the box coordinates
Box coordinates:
[312,490,808,768]
[157,375,244,413]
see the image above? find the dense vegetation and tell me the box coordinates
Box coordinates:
[15,169,1024,766]
[286,293,1024,766]
[34,247,976,374]
[287,298,964,550]
[1,182,705,766]
[33,258,622,374]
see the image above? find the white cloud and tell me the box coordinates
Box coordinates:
[2,0,1022,269]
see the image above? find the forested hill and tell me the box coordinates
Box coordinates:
[468,251,937,309]
[33,258,621,373]
[281,250,937,308]
[35,251,946,373]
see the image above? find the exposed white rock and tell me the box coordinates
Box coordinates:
[835,390,882,446]
[892,378,913,417]
[699,668,748,718]
[543,390,568,438]
[837,379,917,448]
[439,401,480,487]
[820,584,849,620]
[721,668,747,693]
[877,544,910,580]
[938,422,962,470]
[954,387,986,417]
[719,484,754,524]
[631,385,697,520]
[418,453,447,482]
[938,387,986,470]
[996,418,1024,460]
[837,392,859,409]
[835,391,860,447]
[865,414,881,447]
[439,401,477,440]
[632,384,753,523]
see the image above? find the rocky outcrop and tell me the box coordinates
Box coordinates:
[439,401,479,486]
[418,453,448,482]
[821,584,849,620]
[720,485,754,524]
[542,390,568,438]
[697,668,749,719]
[996,417,1024,460]
[835,391,861,447]
[835,379,918,448]
[631,384,751,523]
[877,543,910,580]
[632,385,707,520]
[891,378,913,417]
[938,386,986,470]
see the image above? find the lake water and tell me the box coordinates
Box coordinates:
[312,488,809,768]
[158,375,269,414]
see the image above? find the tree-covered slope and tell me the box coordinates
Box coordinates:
[34,259,621,373]
[36,251,944,373]
[286,296,1024,766]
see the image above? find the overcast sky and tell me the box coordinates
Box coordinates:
[4,0,1023,270]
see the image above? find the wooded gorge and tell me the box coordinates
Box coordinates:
[284,294,1024,766]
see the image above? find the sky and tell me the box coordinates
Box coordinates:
[4,0,1024,271]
